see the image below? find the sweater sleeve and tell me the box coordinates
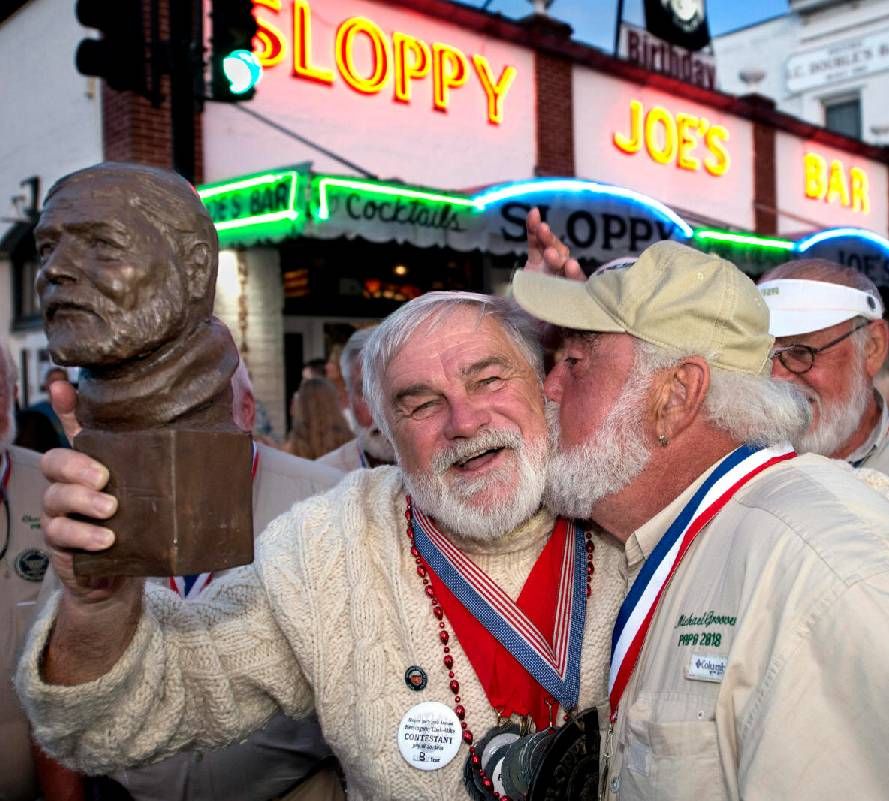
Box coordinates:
[15,555,314,776]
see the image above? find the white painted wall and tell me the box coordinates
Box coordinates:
[715,0,889,145]
[0,0,103,399]
[214,248,288,439]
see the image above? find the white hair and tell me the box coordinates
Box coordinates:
[634,341,811,446]
[339,326,377,398]
[362,292,543,440]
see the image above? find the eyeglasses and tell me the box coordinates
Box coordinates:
[770,320,870,375]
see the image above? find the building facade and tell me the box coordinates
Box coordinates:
[715,0,889,146]
[4,0,889,438]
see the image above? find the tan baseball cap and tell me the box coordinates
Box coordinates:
[512,240,774,376]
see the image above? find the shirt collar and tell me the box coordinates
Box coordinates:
[623,456,729,573]
[848,391,889,467]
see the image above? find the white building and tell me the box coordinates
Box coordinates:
[715,0,889,145]
[0,0,103,405]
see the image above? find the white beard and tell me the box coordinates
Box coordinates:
[402,427,547,543]
[793,362,872,458]
[356,423,396,464]
[544,374,652,519]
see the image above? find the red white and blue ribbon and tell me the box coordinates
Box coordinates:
[169,441,260,600]
[608,442,796,721]
[411,508,587,710]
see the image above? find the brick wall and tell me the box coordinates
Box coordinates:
[748,95,779,235]
[101,0,203,183]
[521,14,576,177]
[534,51,575,176]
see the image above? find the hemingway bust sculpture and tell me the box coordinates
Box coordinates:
[33,162,253,577]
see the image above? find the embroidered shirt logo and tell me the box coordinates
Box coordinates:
[687,654,727,683]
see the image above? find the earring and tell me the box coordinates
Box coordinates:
[657,434,669,447]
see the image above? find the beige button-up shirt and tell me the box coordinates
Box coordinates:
[851,393,889,475]
[604,452,889,801]
[2,445,49,801]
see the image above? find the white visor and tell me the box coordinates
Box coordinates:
[758,278,883,337]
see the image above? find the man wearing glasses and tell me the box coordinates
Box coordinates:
[759,260,889,473]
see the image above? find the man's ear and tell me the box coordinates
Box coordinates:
[864,320,889,379]
[651,356,710,442]
[184,242,212,302]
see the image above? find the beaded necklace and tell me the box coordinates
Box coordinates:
[404,496,594,800]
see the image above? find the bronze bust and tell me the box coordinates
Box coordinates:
[34,162,253,577]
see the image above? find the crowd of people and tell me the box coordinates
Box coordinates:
[2,162,889,801]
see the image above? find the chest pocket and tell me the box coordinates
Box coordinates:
[617,693,729,801]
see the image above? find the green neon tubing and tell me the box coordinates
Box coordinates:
[694,229,795,251]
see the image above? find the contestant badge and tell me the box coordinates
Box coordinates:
[397,701,461,771]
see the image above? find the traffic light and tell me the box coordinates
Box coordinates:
[74,0,146,94]
[211,0,261,102]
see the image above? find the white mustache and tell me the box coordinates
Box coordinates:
[430,429,523,474]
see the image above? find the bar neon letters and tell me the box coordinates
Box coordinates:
[613,99,730,176]
[804,152,870,214]
[255,0,518,125]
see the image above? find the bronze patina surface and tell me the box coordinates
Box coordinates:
[34,162,253,577]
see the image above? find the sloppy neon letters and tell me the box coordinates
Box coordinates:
[804,152,870,214]
[254,0,518,125]
[613,99,731,176]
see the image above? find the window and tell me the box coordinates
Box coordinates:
[823,95,862,140]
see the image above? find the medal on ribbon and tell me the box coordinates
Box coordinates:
[602,443,796,794]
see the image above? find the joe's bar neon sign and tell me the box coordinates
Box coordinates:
[253,0,519,125]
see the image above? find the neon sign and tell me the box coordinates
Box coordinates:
[613,99,730,176]
[313,176,479,234]
[796,227,889,254]
[253,0,518,125]
[693,229,794,252]
[198,169,302,243]
[472,178,694,238]
[803,152,870,214]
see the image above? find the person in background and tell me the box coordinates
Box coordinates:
[302,358,327,381]
[14,364,69,453]
[759,259,889,473]
[325,344,352,426]
[285,378,353,461]
[318,328,396,471]
[0,342,49,801]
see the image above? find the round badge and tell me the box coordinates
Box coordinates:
[404,665,428,692]
[397,701,462,771]
[14,548,49,583]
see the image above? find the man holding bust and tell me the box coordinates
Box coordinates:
[34,161,253,578]
[19,289,625,800]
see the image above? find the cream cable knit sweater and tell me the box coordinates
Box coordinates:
[16,466,626,801]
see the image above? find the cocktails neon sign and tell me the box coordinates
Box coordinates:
[253,0,518,126]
